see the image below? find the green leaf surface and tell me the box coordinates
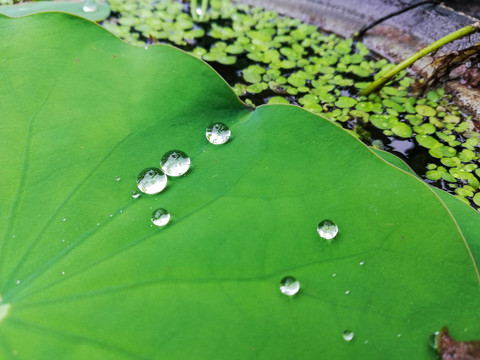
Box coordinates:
[0,1,110,21]
[1,13,480,359]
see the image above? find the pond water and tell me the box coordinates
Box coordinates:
[103,0,480,211]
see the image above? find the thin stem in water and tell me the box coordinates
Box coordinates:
[361,21,480,96]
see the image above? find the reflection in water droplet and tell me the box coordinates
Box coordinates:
[397,333,402,338]
[332,273,337,277]
[137,168,167,194]
[82,0,97,12]
[151,208,171,227]
[62,271,65,275]
[61,217,67,222]
[428,331,439,350]
[343,330,354,342]
[359,261,365,266]
[279,276,300,296]
[160,150,191,176]
[206,123,231,145]
[131,190,140,199]
[115,176,121,181]
[12,235,15,239]
[345,290,350,295]
[317,220,338,240]
[15,280,20,285]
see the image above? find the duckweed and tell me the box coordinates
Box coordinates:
[103,0,480,210]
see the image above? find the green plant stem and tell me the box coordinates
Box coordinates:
[361,21,480,96]
[190,0,198,21]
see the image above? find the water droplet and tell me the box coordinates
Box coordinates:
[343,330,354,342]
[62,271,65,275]
[61,217,67,222]
[115,176,121,181]
[12,235,15,238]
[82,0,97,12]
[428,331,439,350]
[131,190,140,199]
[160,150,191,177]
[62,239,65,243]
[345,290,350,295]
[206,122,231,145]
[15,280,20,285]
[151,208,171,227]
[96,222,100,226]
[137,167,167,194]
[332,273,337,277]
[279,276,300,296]
[359,261,365,266]
[364,340,369,344]
[109,214,113,218]
[397,333,402,338]
[317,220,338,240]
[195,7,203,16]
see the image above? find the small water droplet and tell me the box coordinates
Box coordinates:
[137,167,167,194]
[131,190,140,199]
[206,122,231,145]
[364,340,369,344]
[160,150,191,177]
[397,333,402,338]
[345,290,350,295]
[82,0,97,12]
[12,235,15,238]
[428,331,439,350]
[317,220,338,240]
[119,210,123,213]
[96,222,100,226]
[144,44,149,50]
[343,330,354,342]
[61,217,67,222]
[115,176,121,181]
[61,239,65,243]
[359,261,365,266]
[151,208,171,227]
[62,271,65,275]
[332,273,337,277]
[195,7,203,15]
[279,276,300,296]
[15,280,20,285]
[109,214,113,218]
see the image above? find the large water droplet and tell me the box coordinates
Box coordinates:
[151,208,171,227]
[82,0,97,12]
[279,276,300,296]
[317,220,338,240]
[343,330,354,342]
[206,122,231,145]
[160,150,191,177]
[428,331,439,350]
[137,168,167,194]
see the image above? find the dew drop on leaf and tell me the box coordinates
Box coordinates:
[429,331,439,350]
[151,208,171,227]
[160,150,191,177]
[131,190,140,199]
[279,276,300,296]
[206,122,231,145]
[82,0,97,12]
[317,220,338,240]
[137,167,167,194]
[61,217,67,222]
[343,330,354,342]
[115,176,121,181]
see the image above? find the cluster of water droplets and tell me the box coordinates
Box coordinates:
[133,123,231,226]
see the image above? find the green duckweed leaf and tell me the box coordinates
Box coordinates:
[415,104,437,117]
[1,13,480,360]
[334,96,357,109]
[267,96,289,105]
[391,122,412,138]
[369,114,398,130]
